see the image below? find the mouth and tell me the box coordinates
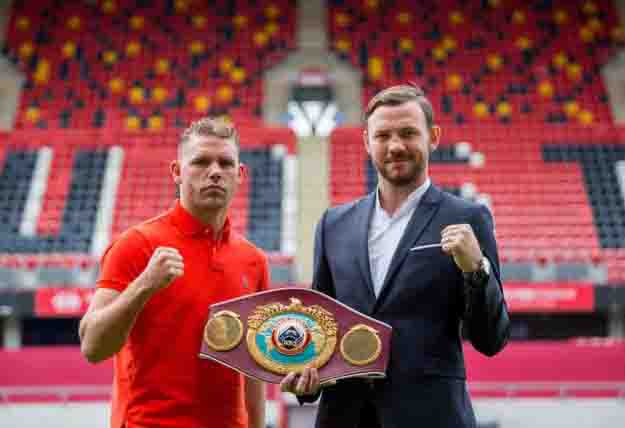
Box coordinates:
[386,158,411,164]
[200,185,226,194]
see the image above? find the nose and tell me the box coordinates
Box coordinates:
[206,162,222,182]
[388,134,405,153]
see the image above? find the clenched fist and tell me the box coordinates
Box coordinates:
[440,224,482,273]
[140,247,184,293]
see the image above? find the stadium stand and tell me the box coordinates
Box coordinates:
[327,0,625,281]
[1,0,299,286]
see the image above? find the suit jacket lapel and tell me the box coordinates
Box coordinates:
[355,193,377,302]
[374,185,443,310]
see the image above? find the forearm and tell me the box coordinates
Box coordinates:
[245,378,266,428]
[464,275,510,356]
[79,276,153,363]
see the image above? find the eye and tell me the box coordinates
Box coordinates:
[399,128,418,138]
[191,157,208,166]
[219,158,235,168]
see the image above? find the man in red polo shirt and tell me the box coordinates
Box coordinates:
[79,117,268,428]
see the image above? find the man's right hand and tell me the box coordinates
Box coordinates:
[140,247,184,293]
[280,367,321,396]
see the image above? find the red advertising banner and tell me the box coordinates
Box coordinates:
[503,282,595,313]
[34,282,595,316]
[34,288,96,317]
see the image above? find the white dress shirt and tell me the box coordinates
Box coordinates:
[368,178,431,297]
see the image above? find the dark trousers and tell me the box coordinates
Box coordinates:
[357,401,381,428]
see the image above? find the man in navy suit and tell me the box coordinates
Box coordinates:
[281,84,510,428]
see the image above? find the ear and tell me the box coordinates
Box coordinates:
[170,160,181,185]
[429,125,441,153]
[363,129,371,157]
[239,162,248,182]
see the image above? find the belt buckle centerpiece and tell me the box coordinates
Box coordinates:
[246,297,337,374]
[199,288,392,384]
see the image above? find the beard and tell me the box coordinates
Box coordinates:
[374,155,425,187]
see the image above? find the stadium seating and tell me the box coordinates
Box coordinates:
[3,0,296,130]
[0,126,296,288]
[327,0,625,282]
[1,0,298,287]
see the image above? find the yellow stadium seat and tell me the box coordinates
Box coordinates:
[152,87,168,103]
[335,38,351,53]
[16,17,30,31]
[441,36,457,52]
[126,116,141,130]
[18,42,34,59]
[396,12,412,25]
[148,116,164,131]
[516,36,532,50]
[102,0,117,14]
[473,102,489,118]
[129,87,145,104]
[449,11,464,25]
[126,41,142,58]
[265,22,279,36]
[109,78,125,94]
[33,60,50,85]
[496,102,512,118]
[446,74,463,91]
[192,15,207,29]
[553,10,568,25]
[566,63,582,81]
[175,0,189,14]
[103,50,118,65]
[512,10,526,25]
[189,41,205,55]
[368,57,384,81]
[216,85,234,104]
[253,32,269,48]
[233,15,248,29]
[67,16,81,31]
[399,38,414,53]
[564,101,580,118]
[588,18,603,32]
[129,15,145,30]
[265,4,280,19]
[365,0,379,10]
[552,51,568,69]
[487,54,503,71]
[538,81,554,98]
[335,12,351,28]
[578,110,594,125]
[579,27,595,43]
[155,59,170,75]
[432,46,447,62]
[62,41,76,59]
[582,1,598,16]
[194,96,210,113]
[25,107,40,123]
[220,58,234,74]
[230,67,246,84]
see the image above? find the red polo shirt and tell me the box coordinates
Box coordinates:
[97,200,270,428]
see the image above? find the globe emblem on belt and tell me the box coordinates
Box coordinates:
[272,318,310,355]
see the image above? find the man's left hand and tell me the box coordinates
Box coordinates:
[440,224,482,272]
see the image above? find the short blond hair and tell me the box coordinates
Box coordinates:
[178,117,240,158]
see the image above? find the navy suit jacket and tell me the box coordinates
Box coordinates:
[306,184,510,428]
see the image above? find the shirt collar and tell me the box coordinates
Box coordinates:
[170,199,231,241]
[375,177,431,220]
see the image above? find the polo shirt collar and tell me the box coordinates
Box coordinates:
[170,199,231,241]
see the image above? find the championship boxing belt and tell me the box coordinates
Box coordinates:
[199,288,392,384]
